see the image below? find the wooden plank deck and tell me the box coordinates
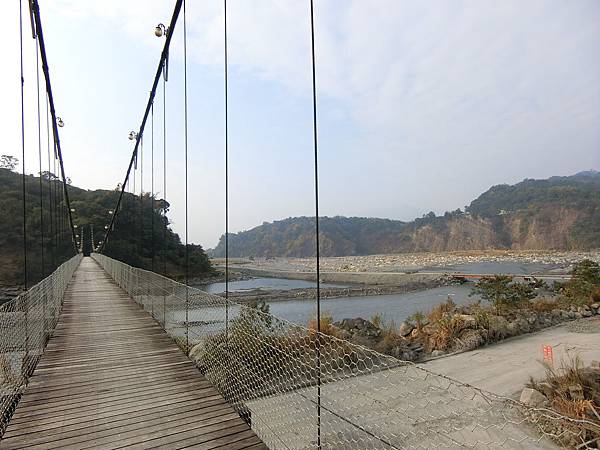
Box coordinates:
[0,257,266,450]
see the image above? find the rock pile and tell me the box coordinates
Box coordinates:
[330,302,600,363]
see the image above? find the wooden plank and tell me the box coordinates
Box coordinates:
[0,257,265,450]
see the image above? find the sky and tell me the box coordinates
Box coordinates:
[1,0,599,249]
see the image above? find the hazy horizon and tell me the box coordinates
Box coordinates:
[2,1,599,248]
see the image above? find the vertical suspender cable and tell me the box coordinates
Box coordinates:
[19,0,28,291]
[163,76,167,278]
[183,0,190,354]
[36,35,45,278]
[46,94,54,270]
[140,135,144,261]
[223,0,230,341]
[52,145,56,262]
[309,0,322,446]
[151,103,155,272]
[162,75,167,327]
[31,0,78,256]
[19,0,30,378]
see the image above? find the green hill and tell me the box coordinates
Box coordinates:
[0,167,212,287]
[211,171,600,257]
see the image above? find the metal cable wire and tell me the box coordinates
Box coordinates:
[151,102,155,272]
[223,0,230,342]
[99,0,183,253]
[45,93,54,270]
[309,1,322,445]
[35,34,45,278]
[183,0,190,354]
[19,0,28,290]
[162,75,167,279]
[31,0,78,255]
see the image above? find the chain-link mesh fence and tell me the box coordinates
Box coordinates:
[92,254,599,449]
[0,254,82,435]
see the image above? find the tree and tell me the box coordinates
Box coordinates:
[0,155,18,170]
[560,259,600,303]
[470,275,535,308]
[40,171,59,181]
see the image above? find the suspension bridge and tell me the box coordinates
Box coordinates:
[1,0,598,449]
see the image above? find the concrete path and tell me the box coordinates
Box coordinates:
[423,317,600,397]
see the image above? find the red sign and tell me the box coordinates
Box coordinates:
[542,345,554,366]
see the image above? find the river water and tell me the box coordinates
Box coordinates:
[199,277,346,294]
[190,261,563,327]
[195,278,477,327]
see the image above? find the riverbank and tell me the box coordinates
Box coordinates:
[216,250,600,275]
[223,275,456,303]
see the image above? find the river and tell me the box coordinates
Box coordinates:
[189,279,477,328]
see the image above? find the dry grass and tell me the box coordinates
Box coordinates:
[528,356,600,448]
[426,315,463,352]
[308,312,341,338]
[530,298,556,313]
[426,297,456,323]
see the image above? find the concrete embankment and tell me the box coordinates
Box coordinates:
[232,267,441,286]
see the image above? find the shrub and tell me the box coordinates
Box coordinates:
[530,298,556,313]
[527,356,600,448]
[427,297,456,323]
[307,311,339,337]
[370,313,382,329]
[471,275,536,309]
[408,311,425,333]
[560,259,600,305]
[426,315,463,352]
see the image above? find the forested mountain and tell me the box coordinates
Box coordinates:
[0,167,212,287]
[211,171,600,257]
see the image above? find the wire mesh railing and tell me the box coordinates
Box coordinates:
[0,253,82,435]
[92,253,599,449]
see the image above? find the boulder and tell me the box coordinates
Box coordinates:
[536,382,554,399]
[456,329,485,351]
[332,318,382,347]
[333,318,381,338]
[520,388,548,407]
[507,321,521,337]
[399,321,415,337]
[431,350,446,358]
[453,314,477,331]
[391,346,418,361]
[487,315,510,338]
[582,309,593,317]
[590,302,599,311]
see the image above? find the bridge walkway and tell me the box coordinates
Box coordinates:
[0,257,265,450]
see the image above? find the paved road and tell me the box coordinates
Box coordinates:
[423,317,600,397]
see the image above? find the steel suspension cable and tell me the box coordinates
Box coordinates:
[46,93,54,270]
[309,0,322,446]
[19,0,28,290]
[31,0,78,254]
[140,134,144,261]
[151,102,155,271]
[224,0,229,340]
[183,0,190,353]
[36,35,45,277]
[99,0,183,253]
[163,75,167,278]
